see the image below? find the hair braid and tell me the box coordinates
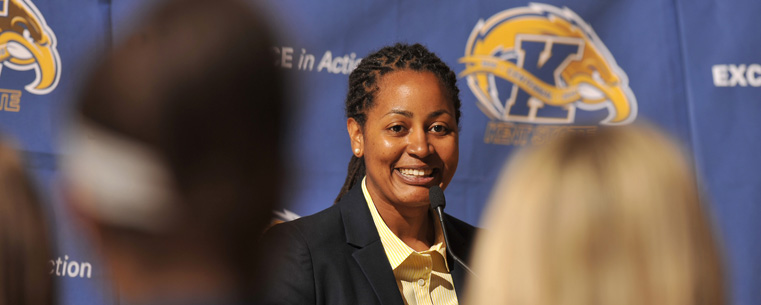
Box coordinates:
[334,43,461,204]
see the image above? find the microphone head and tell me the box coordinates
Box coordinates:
[429,186,446,210]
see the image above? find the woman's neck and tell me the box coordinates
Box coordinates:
[371,196,436,252]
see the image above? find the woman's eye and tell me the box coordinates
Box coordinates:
[389,125,405,133]
[429,125,448,134]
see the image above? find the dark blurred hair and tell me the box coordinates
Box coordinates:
[0,139,55,305]
[76,0,283,290]
[335,43,461,203]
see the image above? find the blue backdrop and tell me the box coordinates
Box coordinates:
[0,0,757,304]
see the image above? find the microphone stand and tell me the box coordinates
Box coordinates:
[433,206,479,279]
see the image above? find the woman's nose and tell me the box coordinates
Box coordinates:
[407,129,434,158]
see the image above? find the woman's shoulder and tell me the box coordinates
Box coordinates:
[265,185,368,240]
[444,213,478,230]
[263,204,344,246]
[280,202,342,226]
[443,213,481,241]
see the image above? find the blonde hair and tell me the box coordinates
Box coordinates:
[465,124,725,305]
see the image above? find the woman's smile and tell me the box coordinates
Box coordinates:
[394,167,436,185]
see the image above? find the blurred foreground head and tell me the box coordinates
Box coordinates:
[63,0,282,301]
[0,138,54,305]
[466,124,725,305]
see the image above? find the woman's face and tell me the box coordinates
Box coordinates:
[350,70,459,208]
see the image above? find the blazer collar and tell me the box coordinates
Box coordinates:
[338,185,405,305]
[338,184,379,247]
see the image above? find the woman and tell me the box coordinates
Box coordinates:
[62,0,283,304]
[465,124,726,305]
[0,137,55,305]
[263,43,476,305]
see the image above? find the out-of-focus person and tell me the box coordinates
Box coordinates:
[61,0,283,304]
[0,137,55,305]
[465,124,726,305]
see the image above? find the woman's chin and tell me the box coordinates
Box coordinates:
[388,191,434,209]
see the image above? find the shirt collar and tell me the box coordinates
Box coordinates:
[362,177,449,271]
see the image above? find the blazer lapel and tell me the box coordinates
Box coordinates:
[339,186,405,305]
[353,243,404,305]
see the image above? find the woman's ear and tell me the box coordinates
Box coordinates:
[347,118,364,157]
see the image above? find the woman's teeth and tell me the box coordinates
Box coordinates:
[398,168,433,177]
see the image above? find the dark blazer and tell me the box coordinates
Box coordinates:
[260,185,478,305]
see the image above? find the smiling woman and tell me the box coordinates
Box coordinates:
[352,70,459,213]
[263,43,477,305]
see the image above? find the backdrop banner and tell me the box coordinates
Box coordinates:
[0,1,757,305]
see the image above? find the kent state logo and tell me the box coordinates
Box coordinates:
[0,0,61,112]
[460,3,637,145]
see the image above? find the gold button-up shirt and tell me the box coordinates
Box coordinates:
[362,177,458,305]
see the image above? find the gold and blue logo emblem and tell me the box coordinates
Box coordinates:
[0,0,60,95]
[460,3,636,145]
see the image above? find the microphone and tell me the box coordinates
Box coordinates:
[429,186,478,278]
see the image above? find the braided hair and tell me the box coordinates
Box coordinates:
[334,43,462,204]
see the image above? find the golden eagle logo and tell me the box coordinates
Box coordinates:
[0,0,60,94]
[460,3,636,125]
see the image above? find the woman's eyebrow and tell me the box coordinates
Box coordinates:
[383,109,451,118]
[385,109,413,117]
[428,109,451,119]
